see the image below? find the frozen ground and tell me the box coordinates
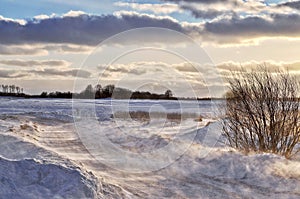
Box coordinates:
[0,97,300,198]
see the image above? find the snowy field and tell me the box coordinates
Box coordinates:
[0,97,300,198]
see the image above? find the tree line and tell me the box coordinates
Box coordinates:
[0,84,24,96]
[39,84,177,100]
[1,84,24,94]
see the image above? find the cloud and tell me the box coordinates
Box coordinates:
[34,14,51,20]
[0,15,27,25]
[0,59,71,68]
[279,0,300,10]
[100,61,224,97]
[29,68,91,78]
[202,14,300,44]
[0,43,92,56]
[43,44,93,53]
[162,0,238,19]
[114,2,181,14]
[0,70,28,78]
[0,68,91,79]
[0,11,185,46]
[62,10,86,17]
[173,62,199,73]
[97,62,151,77]
[162,0,296,19]
[180,5,225,19]
[0,9,300,46]
[0,45,48,55]
[97,60,300,81]
[96,61,219,85]
[217,61,300,73]
[161,0,230,4]
[90,60,300,97]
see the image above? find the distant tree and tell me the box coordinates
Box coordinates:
[103,84,115,98]
[86,84,94,92]
[95,84,102,92]
[82,84,95,98]
[40,92,48,98]
[11,85,15,93]
[95,84,102,98]
[4,85,8,93]
[16,86,20,94]
[48,92,56,98]
[0,85,26,95]
[8,85,12,93]
[165,89,173,98]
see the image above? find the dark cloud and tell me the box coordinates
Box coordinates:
[30,68,91,78]
[204,14,300,39]
[279,1,300,10]
[0,13,185,45]
[162,0,299,20]
[180,5,225,19]
[0,70,28,78]
[161,0,230,4]
[162,0,233,19]
[0,68,91,79]
[0,60,70,67]
[0,10,300,46]
[0,44,90,55]
[98,63,148,76]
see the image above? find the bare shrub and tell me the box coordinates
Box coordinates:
[223,66,300,158]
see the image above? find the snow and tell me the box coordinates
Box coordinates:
[0,97,300,198]
[0,157,98,199]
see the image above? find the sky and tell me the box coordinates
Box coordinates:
[0,0,299,97]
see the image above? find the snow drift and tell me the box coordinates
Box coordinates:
[0,98,300,198]
[0,157,98,199]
